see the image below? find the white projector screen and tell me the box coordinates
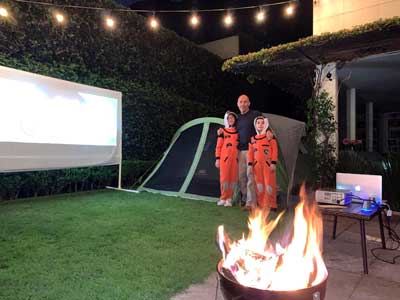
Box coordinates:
[0,65,122,173]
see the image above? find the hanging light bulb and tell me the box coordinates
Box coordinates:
[0,7,8,17]
[55,13,65,24]
[149,14,159,30]
[105,17,115,28]
[223,12,233,27]
[285,4,295,16]
[255,8,266,23]
[189,13,200,27]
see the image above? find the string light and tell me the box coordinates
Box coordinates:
[6,0,298,29]
[255,8,266,23]
[189,13,200,27]
[12,0,293,13]
[105,17,115,28]
[149,14,159,30]
[223,13,233,27]
[0,6,8,17]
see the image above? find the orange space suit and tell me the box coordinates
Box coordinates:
[248,117,278,209]
[215,112,239,206]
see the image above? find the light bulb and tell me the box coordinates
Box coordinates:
[255,10,266,23]
[0,7,8,17]
[150,17,159,29]
[286,5,295,16]
[190,14,200,27]
[106,17,115,28]
[55,13,64,23]
[224,14,233,27]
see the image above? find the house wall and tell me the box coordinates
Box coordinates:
[313,0,400,35]
[200,36,239,59]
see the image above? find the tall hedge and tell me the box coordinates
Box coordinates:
[0,0,242,160]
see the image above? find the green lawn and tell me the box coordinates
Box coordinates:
[0,190,248,300]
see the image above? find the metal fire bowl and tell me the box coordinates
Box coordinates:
[217,260,328,300]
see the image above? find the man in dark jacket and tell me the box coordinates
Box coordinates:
[236,94,260,210]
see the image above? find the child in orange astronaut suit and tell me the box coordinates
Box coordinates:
[215,111,239,207]
[247,116,278,209]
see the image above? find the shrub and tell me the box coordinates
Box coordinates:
[382,154,400,211]
[0,160,152,201]
[305,90,337,187]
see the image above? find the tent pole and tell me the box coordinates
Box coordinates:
[118,160,122,189]
[118,94,123,189]
[178,122,210,195]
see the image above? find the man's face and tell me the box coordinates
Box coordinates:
[237,95,250,114]
[256,119,265,132]
[227,115,236,126]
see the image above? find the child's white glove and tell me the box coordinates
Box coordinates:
[215,160,220,169]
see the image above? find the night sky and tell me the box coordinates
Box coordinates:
[116,0,313,48]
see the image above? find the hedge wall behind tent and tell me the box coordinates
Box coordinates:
[0,0,244,161]
[0,0,253,200]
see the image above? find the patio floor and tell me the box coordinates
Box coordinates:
[173,213,400,300]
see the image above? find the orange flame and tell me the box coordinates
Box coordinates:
[217,185,327,291]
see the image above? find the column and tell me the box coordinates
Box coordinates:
[346,88,356,140]
[366,101,373,152]
[319,62,339,156]
[379,113,389,153]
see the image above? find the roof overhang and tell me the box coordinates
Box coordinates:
[223,17,400,99]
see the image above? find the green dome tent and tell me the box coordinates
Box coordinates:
[138,114,305,202]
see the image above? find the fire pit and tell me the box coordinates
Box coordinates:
[217,260,328,300]
[216,185,328,300]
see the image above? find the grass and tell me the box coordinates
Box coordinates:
[0,190,248,300]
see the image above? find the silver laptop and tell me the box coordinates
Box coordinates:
[336,173,382,205]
